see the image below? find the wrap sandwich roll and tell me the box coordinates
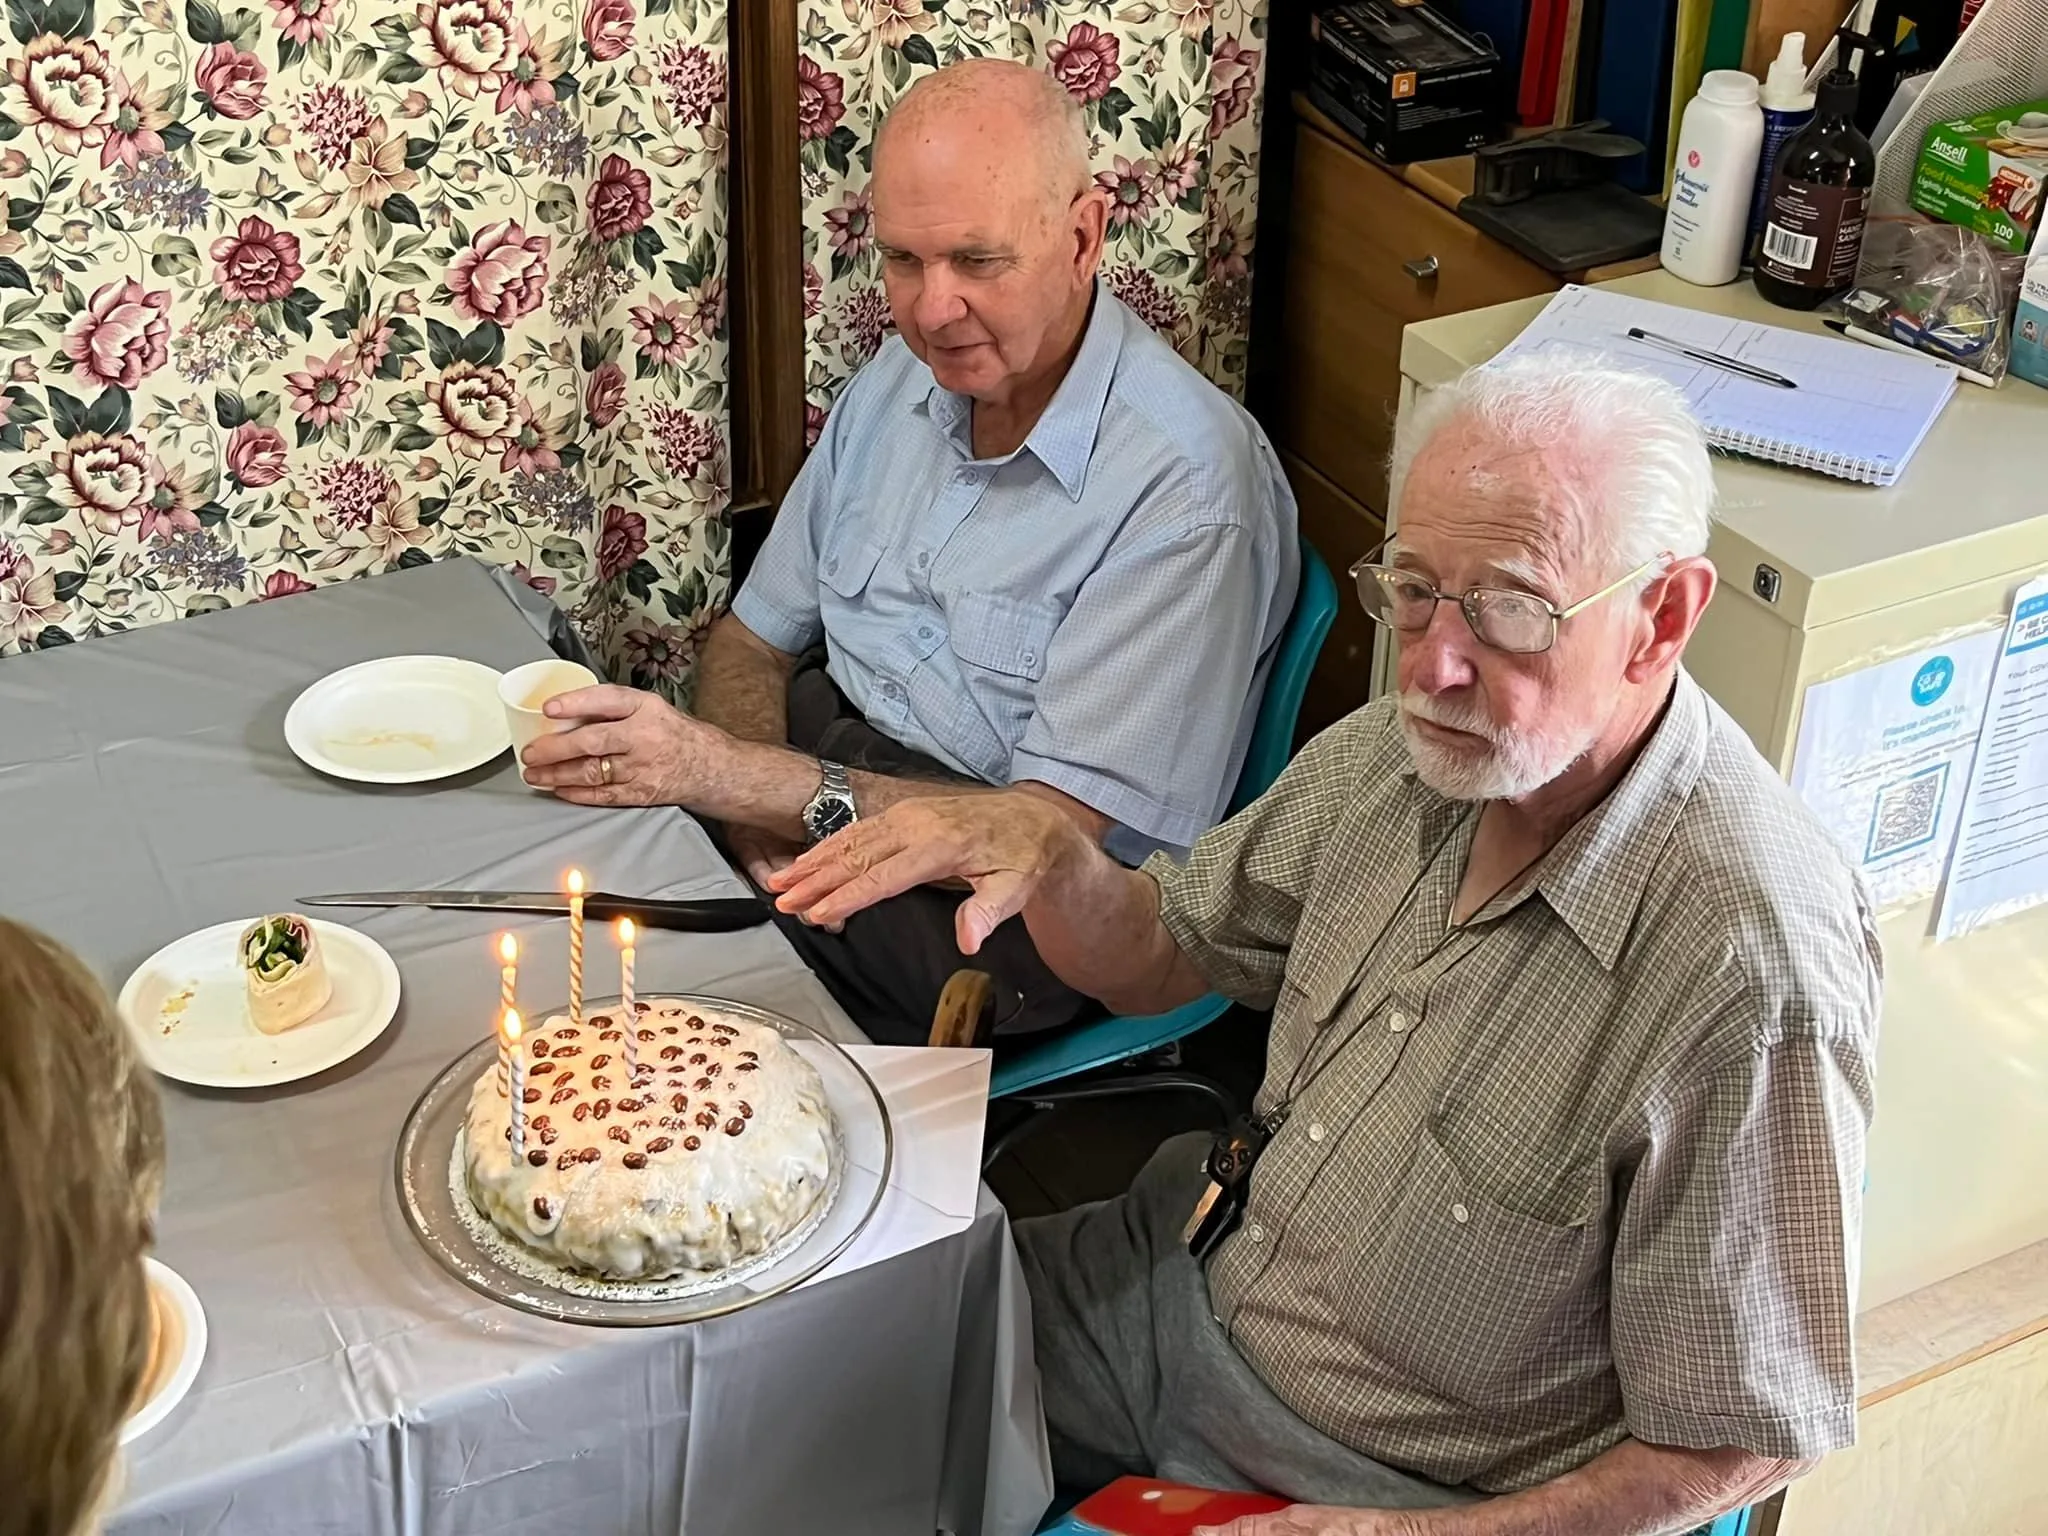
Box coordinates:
[239,914,333,1034]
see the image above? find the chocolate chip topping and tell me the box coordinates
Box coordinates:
[591,1053,610,1068]
[532,1114,551,1129]
[590,1014,612,1027]
[607,1125,631,1144]
[555,1150,578,1170]
[617,1097,642,1112]
[724,1117,746,1136]
[599,1028,621,1041]
[592,1097,611,1119]
[579,1147,601,1163]
[531,1040,550,1057]
[638,1028,655,1041]
[552,1044,581,1057]
[739,1050,758,1061]
[662,1025,680,1035]
[689,1052,707,1065]
[695,1108,717,1129]
[540,1126,559,1145]
[645,1136,673,1154]
[623,1152,647,1170]
[549,1085,574,1105]
[527,1149,548,1166]
[572,1102,590,1122]
[693,1076,712,1092]
[661,1045,684,1061]
[704,1062,722,1078]
[529,1061,555,1076]
[591,1074,612,1090]
[738,1100,752,1119]
[737,1062,758,1072]
[669,1092,688,1112]
[683,1135,701,1151]
[522,1087,541,1103]
[533,1195,552,1218]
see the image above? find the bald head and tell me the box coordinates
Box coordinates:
[867,57,1109,411]
[876,58,1092,211]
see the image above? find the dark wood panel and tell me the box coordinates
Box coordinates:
[1284,449,1382,745]
[1274,121,1558,517]
[728,0,806,511]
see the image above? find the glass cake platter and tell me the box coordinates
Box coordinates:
[397,995,890,1325]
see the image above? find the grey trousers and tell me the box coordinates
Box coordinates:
[1014,1132,1482,1510]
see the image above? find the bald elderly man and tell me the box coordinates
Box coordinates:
[525,59,1299,1044]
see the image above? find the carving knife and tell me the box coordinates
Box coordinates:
[301,890,769,931]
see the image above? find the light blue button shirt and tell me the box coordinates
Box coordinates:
[733,287,1298,862]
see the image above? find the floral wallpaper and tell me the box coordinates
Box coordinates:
[795,0,1272,442]
[0,0,732,699]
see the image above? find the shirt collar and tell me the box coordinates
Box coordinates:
[917,281,1124,501]
[1398,671,1713,970]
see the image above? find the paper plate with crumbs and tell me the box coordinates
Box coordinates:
[397,995,889,1325]
[285,655,508,784]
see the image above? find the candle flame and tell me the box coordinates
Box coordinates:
[502,1007,522,1042]
[617,916,635,946]
[498,933,518,964]
[566,868,585,897]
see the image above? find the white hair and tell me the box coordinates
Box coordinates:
[1388,352,1718,582]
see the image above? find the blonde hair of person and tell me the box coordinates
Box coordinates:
[0,918,166,1536]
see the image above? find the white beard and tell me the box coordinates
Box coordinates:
[1398,690,1599,801]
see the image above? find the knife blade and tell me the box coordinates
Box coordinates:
[301,890,770,932]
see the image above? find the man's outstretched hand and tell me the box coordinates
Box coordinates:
[767,792,1082,953]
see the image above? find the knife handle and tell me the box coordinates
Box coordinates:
[583,894,769,932]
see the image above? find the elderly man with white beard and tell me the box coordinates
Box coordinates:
[766,354,1884,1535]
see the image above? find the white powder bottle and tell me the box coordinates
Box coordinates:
[1661,70,1767,286]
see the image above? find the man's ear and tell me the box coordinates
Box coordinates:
[1071,186,1109,282]
[1626,556,1717,681]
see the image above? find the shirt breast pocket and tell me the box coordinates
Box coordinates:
[820,533,886,603]
[1341,1126,1608,1409]
[947,591,1061,682]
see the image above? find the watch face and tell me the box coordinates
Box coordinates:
[806,795,856,841]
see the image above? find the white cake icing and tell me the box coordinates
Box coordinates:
[463,1000,835,1281]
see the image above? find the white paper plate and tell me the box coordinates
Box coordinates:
[285,655,508,784]
[123,1257,206,1444]
[118,918,401,1088]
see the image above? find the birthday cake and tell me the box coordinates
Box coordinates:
[462,1000,835,1281]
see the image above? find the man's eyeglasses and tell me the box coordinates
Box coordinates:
[1348,550,1669,655]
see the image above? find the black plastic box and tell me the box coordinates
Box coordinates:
[1309,1,1504,164]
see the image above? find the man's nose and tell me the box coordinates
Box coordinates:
[1398,601,1480,694]
[915,265,969,332]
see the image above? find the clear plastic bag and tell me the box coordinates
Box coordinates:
[1835,215,2031,384]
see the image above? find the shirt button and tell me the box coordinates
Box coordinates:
[883,681,901,698]
[917,625,934,640]
[1246,1223,1266,1243]
[916,551,930,568]
[1021,650,1036,667]
[1451,1202,1470,1224]
[1389,1010,1410,1033]
[1307,1123,1326,1143]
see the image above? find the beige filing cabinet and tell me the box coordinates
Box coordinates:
[1388,269,2048,1314]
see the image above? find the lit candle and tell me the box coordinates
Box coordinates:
[566,868,586,1028]
[617,917,637,1080]
[495,933,518,1096]
[503,1008,526,1160]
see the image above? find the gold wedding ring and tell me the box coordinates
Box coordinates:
[599,756,614,785]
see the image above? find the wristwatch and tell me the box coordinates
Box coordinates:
[801,759,858,844]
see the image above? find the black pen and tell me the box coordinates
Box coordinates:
[1626,327,1799,389]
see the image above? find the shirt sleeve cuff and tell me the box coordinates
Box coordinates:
[729,587,820,658]
[1009,751,1207,854]
[1626,1395,1858,1462]
[1141,853,1276,1007]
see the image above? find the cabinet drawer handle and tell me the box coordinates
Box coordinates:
[1403,255,1440,280]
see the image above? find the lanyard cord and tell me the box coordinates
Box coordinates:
[1265,806,1479,1128]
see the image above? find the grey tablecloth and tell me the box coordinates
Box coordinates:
[0,560,1051,1536]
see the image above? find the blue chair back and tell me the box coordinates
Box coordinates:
[1230,541,1341,815]
[990,537,1339,1101]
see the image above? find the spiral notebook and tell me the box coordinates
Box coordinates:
[1489,286,1959,486]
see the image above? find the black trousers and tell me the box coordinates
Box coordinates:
[731,654,1097,1047]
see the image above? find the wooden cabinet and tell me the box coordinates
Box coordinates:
[1273,114,1560,521]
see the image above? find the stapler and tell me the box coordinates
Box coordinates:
[1469,122,1646,204]
[1458,120,1666,274]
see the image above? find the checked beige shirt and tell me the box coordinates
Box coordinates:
[1145,672,1883,1493]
